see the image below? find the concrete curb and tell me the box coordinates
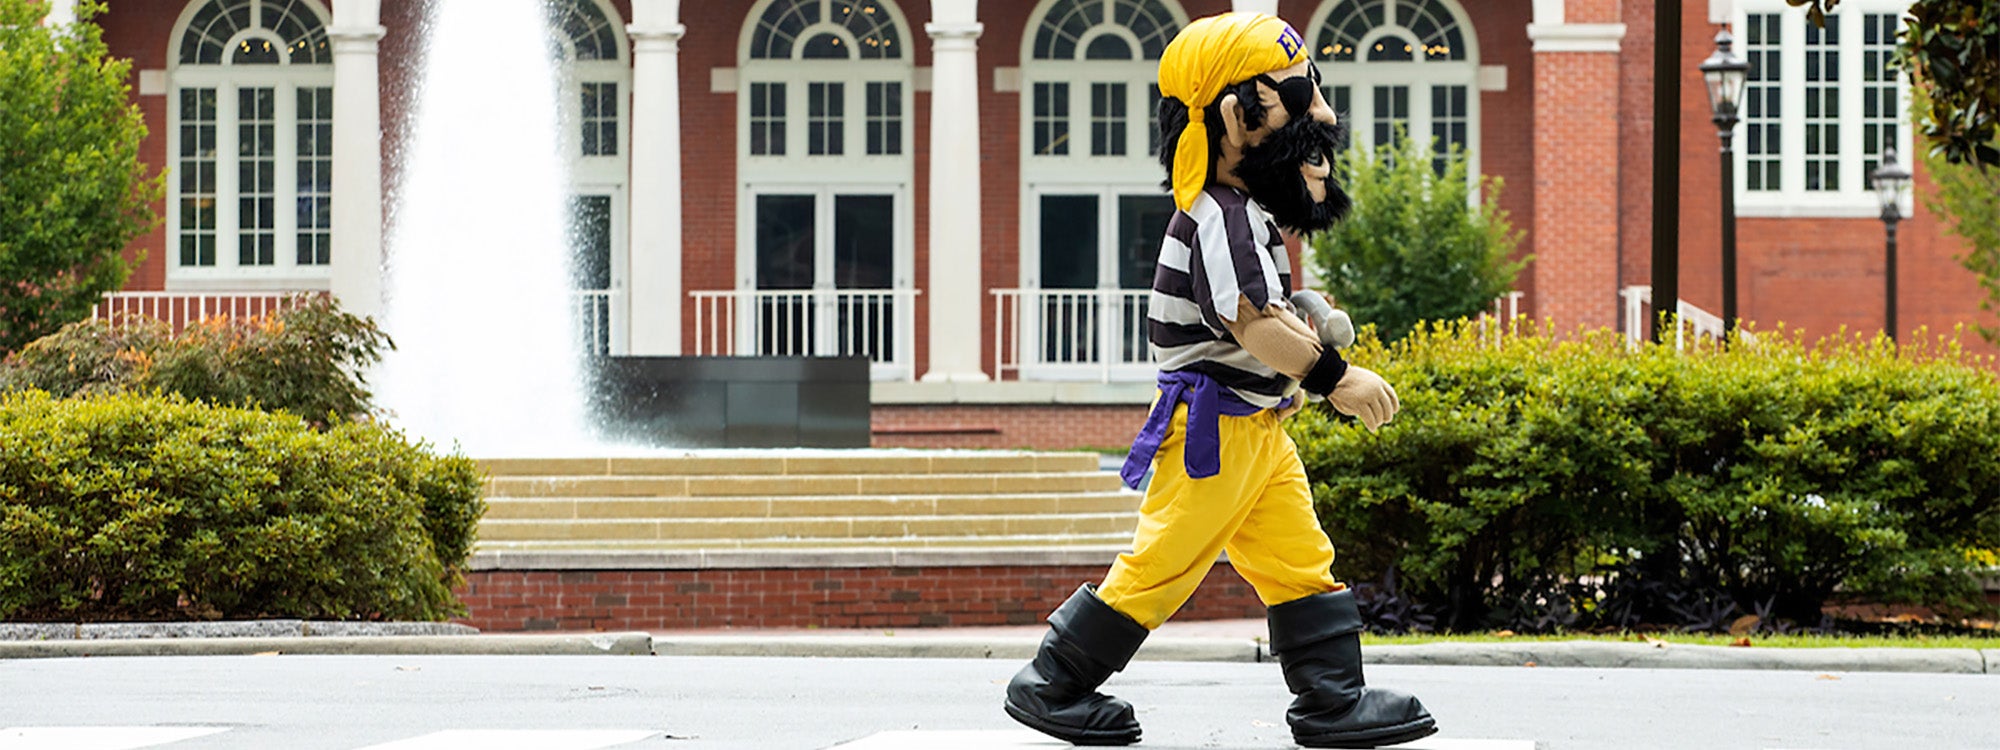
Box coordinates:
[1364,642,1990,674]
[0,632,653,659]
[649,636,1999,674]
[650,636,1262,663]
[0,621,477,640]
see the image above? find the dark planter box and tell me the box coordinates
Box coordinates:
[589,356,871,448]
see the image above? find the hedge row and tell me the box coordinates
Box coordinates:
[1292,322,2000,632]
[0,391,483,622]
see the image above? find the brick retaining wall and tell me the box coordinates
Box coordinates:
[454,564,1268,632]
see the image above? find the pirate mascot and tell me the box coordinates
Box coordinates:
[1003,12,1438,749]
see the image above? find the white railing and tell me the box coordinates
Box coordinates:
[689,288,919,380]
[571,289,618,357]
[1620,286,1747,349]
[991,288,1155,382]
[93,291,320,332]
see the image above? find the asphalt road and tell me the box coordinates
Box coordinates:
[2,655,1995,749]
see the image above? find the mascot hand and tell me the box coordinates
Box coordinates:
[1327,365,1398,432]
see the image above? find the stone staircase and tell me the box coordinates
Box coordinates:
[472,452,1141,557]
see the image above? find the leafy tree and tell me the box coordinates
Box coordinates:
[1306,129,1524,344]
[1914,88,2000,344]
[0,0,162,353]
[1790,0,2000,168]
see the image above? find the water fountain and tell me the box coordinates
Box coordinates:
[375,0,595,457]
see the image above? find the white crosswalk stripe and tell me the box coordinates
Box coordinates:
[348,730,659,750]
[0,728,660,750]
[822,730,1539,749]
[0,727,230,750]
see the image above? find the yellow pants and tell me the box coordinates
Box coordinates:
[1099,403,1342,629]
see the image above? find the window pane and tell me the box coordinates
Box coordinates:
[238,87,276,266]
[750,82,786,156]
[1034,82,1070,155]
[1040,195,1098,289]
[567,194,613,290]
[756,194,815,290]
[834,195,893,289]
[809,82,845,155]
[296,86,333,265]
[866,81,901,156]
[1804,20,1839,192]
[581,82,618,156]
[1091,82,1127,156]
[1117,195,1172,290]
[179,88,218,267]
[1744,13,1781,192]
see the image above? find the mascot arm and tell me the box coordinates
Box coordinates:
[1223,296,1399,431]
[1223,296,1323,380]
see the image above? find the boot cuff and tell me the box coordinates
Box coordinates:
[1266,589,1365,653]
[1047,584,1151,669]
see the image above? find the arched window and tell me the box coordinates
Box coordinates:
[548,0,631,355]
[1309,0,1478,173]
[736,0,916,377]
[1016,0,1185,379]
[168,0,333,282]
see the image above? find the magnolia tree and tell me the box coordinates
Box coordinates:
[0,0,160,353]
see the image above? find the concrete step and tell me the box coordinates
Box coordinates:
[485,471,1126,498]
[475,512,1141,543]
[478,452,1101,478]
[481,492,1143,521]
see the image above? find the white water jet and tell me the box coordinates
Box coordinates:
[376,0,593,457]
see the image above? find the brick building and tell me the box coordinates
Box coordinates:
[71,0,1996,449]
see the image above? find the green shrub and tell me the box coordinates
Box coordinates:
[0,296,391,425]
[0,391,484,622]
[1306,128,1525,344]
[1292,321,2000,631]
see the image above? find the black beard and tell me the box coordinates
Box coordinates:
[1232,117,1352,234]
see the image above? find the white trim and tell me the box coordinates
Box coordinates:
[1525,22,1627,53]
[711,67,739,93]
[1731,0,1914,219]
[1477,64,1506,91]
[993,66,1021,92]
[139,69,167,95]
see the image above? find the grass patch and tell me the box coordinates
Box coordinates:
[1359,631,2000,649]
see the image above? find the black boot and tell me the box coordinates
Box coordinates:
[1003,584,1150,745]
[1267,589,1437,748]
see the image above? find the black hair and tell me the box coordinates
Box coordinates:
[1155,78,1270,192]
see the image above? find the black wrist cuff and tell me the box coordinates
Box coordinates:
[1300,348,1348,395]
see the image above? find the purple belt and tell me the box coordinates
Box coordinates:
[1119,371,1286,489]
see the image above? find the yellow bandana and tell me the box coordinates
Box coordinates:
[1158,12,1308,211]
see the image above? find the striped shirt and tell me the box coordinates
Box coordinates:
[1148,185,1297,409]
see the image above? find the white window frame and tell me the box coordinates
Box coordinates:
[166,0,335,290]
[1307,0,1482,185]
[1017,183,1168,382]
[551,0,632,353]
[735,0,918,380]
[1016,0,1188,285]
[1732,0,1913,218]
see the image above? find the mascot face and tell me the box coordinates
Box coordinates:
[1221,59,1352,234]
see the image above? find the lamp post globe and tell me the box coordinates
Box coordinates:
[1872,148,1913,342]
[1700,30,1750,337]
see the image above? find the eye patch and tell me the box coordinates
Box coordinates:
[1254,63,1322,120]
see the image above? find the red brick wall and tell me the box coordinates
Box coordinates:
[98,1,180,292]
[1532,33,1623,331]
[455,563,1267,631]
[872,404,1148,450]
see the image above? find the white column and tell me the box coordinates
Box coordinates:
[627,0,685,355]
[329,0,385,316]
[43,0,76,26]
[923,14,987,382]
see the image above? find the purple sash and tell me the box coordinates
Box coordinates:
[1119,371,1285,489]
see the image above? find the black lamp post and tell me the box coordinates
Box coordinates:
[1872,148,1912,342]
[1700,30,1750,337]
